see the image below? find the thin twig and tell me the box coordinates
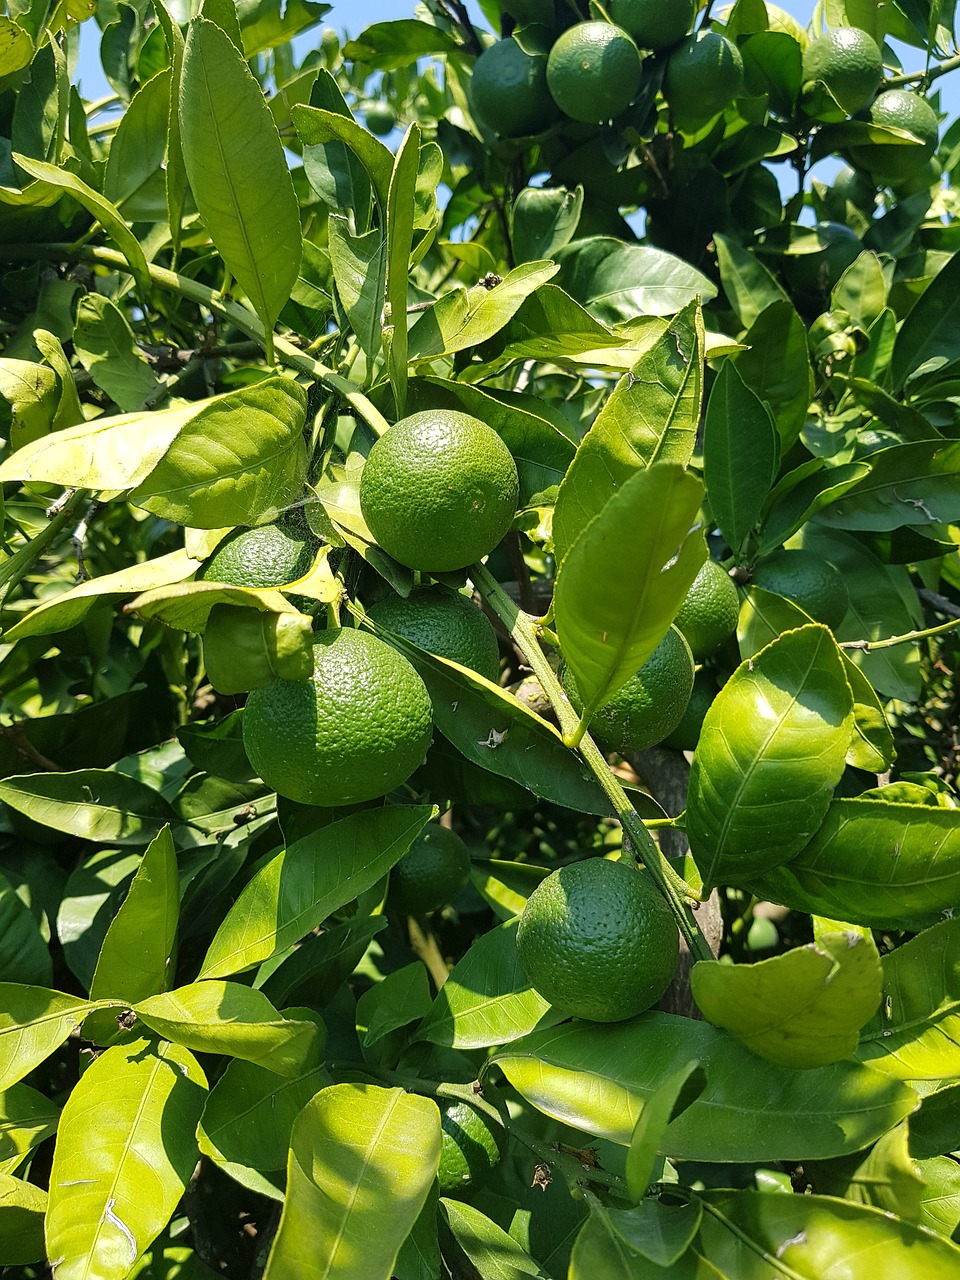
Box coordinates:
[885,51,960,89]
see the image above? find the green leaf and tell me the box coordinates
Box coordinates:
[293,101,393,210]
[734,299,812,452]
[698,1189,960,1277]
[857,917,960,1080]
[511,185,583,264]
[0,1083,60,1176]
[89,826,178,1006]
[357,963,432,1048]
[200,805,434,978]
[198,1047,328,1199]
[33,329,84,430]
[569,1209,668,1280]
[134,982,321,1075]
[811,1122,924,1221]
[0,869,50,988]
[129,377,308,528]
[0,769,174,846]
[554,237,717,324]
[604,1200,703,1269]
[892,246,960,390]
[394,1189,440,1280]
[714,232,789,331]
[497,284,659,370]
[45,1039,206,1280]
[11,155,151,294]
[0,358,57,448]
[918,1155,960,1239]
[737,587,895,773]
[179,18,301,361]
[491,1015,916,1161]
[815,440,960,531]
[554,464,706,733]
[416,919,558,1050]
[832,251,889,328]
[343,19,460,68]
[407,262,559,361]
[237,0,330,58]
[441,1200,551,1280]
[129,581,301,635]
[73,294,161,412]
[264,1084,440,1280]
[843,376,938,443]
[691,931,882,1069]
[686,626,854,891]
[151,0,188,259]
[328,215,385,361]
[910,1083,960,1158]
[0,1172,46,1266]
[552,301,704,563]
[3,550,200,642]
[702,361,778,554]
[757,460,872,555]
[257,916,388,1009]
[625,1061,705,1200]
[203,605,314,694]
[102,69,170,220]
[0,20,33,79]
[385,123,419,416]
[745,798,960,931]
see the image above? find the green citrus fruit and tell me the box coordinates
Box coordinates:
[673,559,740,659]
[750,549,849,630]
[848,90,940,184]
[200,521,316,589]
[608,0,695,50]
[662,669,719,752]
[562,626,695,754]
[833,163,877,211]
[437,1101,503,1193]
[388,823,471,915]
[801,27,882,122]
[546,22,643,124]
[781,221,861,304]
[242,628,433,806]
[892,154,942,195]
[516,858,679,1021]
[364,102,396,135]
[359,410,519,574]
[367,586,500,682]
[470,38,560,137]
[664,30,744,124]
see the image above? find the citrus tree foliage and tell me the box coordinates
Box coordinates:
[2,0,960,1275]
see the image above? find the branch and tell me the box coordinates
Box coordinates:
[884,51,960,88]
[919,587,960,620]
[839,614,960,652]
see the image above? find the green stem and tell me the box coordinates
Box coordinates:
[885,51,960,88]
[0,243,392,438]
[839,615,960,652]
[469,562,713,963]
[0,489,90,596]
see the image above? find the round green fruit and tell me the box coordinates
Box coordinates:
[388,823,471,916]
[200,521,316,589]
[470,38,560,137]
[674,559,740,659]
[516,857,679,1021]
[364,102,396,135]
[546,22,643,124]
[242,628,433,807]
[848,90,939,185]
[664,30,744,125]
[367,586,500,682]
[750,549,849,630]
[662,669,719,752]
[608,0,695,50]
[359,410,519,574]
[801,27,883,122]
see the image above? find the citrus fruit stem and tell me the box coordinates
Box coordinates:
[838,614,960,651]
[0,242,393,439]
[469,562,714,964]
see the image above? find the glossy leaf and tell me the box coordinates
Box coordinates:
[490,1016,915,1161]
[0,1173,46,1266]
[757,460,872,555]
[497,284,661,369]
[356,963,432,1047]
[416,919,558,1050]
[691,931,882,1068]
[552,302,704,563]
[257,916,388,1010]
[815,440,960,531]
[811,1122,924,1221]
[407,262,559,361]
[264,1084,440,1280]
[102,69,169,220]
[441,1200,551,1280]
[892,245,960,390]
[699,1189,960,1278]
[89,825,178,1006]
[201,805,433,978]
[746,799,960,931]
[0,770,174,846]
[511,185,583,264]
[734,299,812,451]
[714,232,788,330]
[0,358,57,448]
[554,237,717,323]
[737,587,895,773]
[180,18,301,359]
[605,1200,703,1268]
[702,361,778,554]
[73,293,161,412]
[129,581,300,635]
[0,869,51,987]
[569,1210,664,1280]
[45,1039,206,1280]
[293,101,393,209]
[857,917,960,1079]
[134,982,322,1076]
[909,1082,960,1158]
[384,123,418,414]
[918,1156,960,1239]
[203,604,314,694]
[343,19,460,68]
[555,463,706,729]
[0,1083,60,1176]
[328,215,385,361]
[686,626,854,890]
[626,1061,705,1200]
[198,1050,328,1199]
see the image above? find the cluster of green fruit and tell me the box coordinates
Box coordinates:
[471,0,745,133]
